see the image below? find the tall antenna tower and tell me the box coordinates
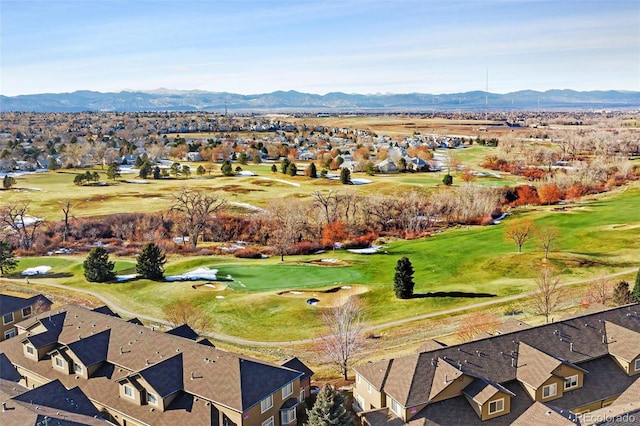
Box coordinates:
[485,69,489,120]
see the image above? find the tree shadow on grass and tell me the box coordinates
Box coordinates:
[12,273,74,279]
[412,291,496,299]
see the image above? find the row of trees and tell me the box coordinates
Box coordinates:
[83,243,166,282]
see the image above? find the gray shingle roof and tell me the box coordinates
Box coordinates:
[355,304,640,424]
[0,294,52,316]
[65,329,110,367]
[4,304,303,414]
[139,353,184,397]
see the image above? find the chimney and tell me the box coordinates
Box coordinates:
[119,346,123,355]
[2,402,7,412]
[570,342,574,352]
[191,371,195,380]
[511,358,516,368]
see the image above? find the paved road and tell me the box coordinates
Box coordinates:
[2,267,636,347]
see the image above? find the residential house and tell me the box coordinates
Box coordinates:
[0,304,308,426]
[354,304,640,425]
[0,294,52,342]
[279,357,315,403]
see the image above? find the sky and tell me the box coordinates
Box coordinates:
[1,0,639,96]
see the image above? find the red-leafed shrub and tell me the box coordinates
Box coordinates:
[234,248,263,258]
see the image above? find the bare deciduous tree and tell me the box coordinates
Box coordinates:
[163,300,210,331]
[320,297,365,380]
[171,188,226,248]
[504,218,536,253]
[537,225,561,259]
[0,202,45,250]
[456,312,500,342]
[587,276,612,306]
[60,200,73,242]
[531,266,562,323]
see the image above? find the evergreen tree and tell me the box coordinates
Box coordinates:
[106,162,121,181]
[271,164,277,173]
[83,247,116,283]
[308,162,317,178]
[632,267,640,303]
[136,243,166,280]
[153,166,161,179]
[287,162,297,176]
[281,158,291,174]
[443,174,453,186]
[613,281,632,306]
[394,256,415,299]
[48,156,59,171]
[221,160,234,176]
[306,384,353,426]
[196,165,206,176]
[364,161,375,176]
[3,175,16,189]
[139,160,152,179]
[340,168,351,184]
[0,240,18,275]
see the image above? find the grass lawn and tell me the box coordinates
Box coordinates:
[3,145,529,220]
[7,182,639,341]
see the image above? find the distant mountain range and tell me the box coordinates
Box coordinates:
[1,89,638,112]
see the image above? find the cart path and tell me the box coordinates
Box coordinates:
[2,267,636,347]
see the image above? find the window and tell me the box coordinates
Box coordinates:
[4,329,15,340]
[22,306,32,317]
[564,375,578,390]
[282,381,293,398]
[635,358,640,372]
[55,356,64,367]
[355,395,365,412]
[389,397,402,417]
[124,385,135,399]
[73,362,83,374]
[300,388,305,402]
[147,392,158,406]
[262,416,274,426]
[26,345,34,355]
[260,395,273,413]
[281,407,296,424]
[488,398,504,414]
[356,374,361,384]
[542,383,557,398]
[3,312,14,325]
[367,383,372,393]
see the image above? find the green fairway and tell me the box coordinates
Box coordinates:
[8,182,639,341]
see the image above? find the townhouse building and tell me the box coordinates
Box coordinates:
[0,304,308,426]
[353,304,640,425]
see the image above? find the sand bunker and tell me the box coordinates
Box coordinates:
[278,285,368,307]
[191,282,227,291]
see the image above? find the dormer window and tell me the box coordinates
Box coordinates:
[564,375,578,390]
[73,362,83,374]
[635,359,640,372]
[26,344,34,355]
[147,392,158,406]
[3,312,13,325]
[124,384,135,399]
[55,356,64,368]
[22,306,32,317]
[488,398,504,414]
